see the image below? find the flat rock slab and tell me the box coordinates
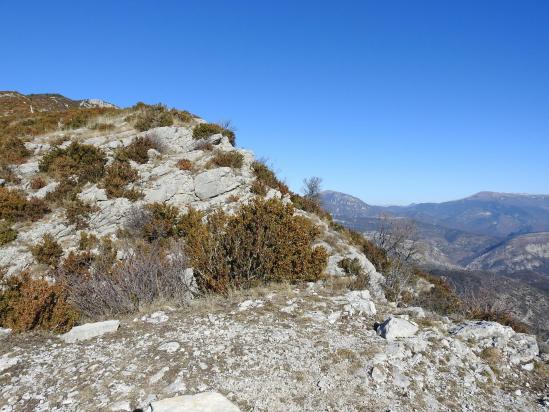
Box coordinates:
[377,317,418,340]
[60,320,120,343]
[148,392,240,412]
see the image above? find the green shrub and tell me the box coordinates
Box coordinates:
[31,234,64,266]
[183,198,327,293]
[0,271,78,333]
[206,150,244,169]
[0,188,50,222]
[193,123,236,146]
[102,161,142,200]
[291,193,331,219]
[132,103,174,131]
[39,142,107,184]
[0,221,17,245]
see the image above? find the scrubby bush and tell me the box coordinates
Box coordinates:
[408,270,462,315]
[31,234,64,266]
[132,103,174,131]
[206,150,244,169]
[0,135,30,165]
[30,175,47,190]
[251,161,289,195]
[65,199,97,229]
[57,240,193,317]
[0,188,50,222]
[79,231,99,250]
[331,222,390,273]
[125,203,183,243]
[0,272,78,333]
[101,161,142,200]
[0,221,17,245]
[44,177,81,205]
[183,198,328,293]
[39,142,107,184]
[339,257,370,290]
[115,135,162,164]
[193,123,236,146]
[291,193,332,220]
[195,141,214,151]
[177,159,193,171]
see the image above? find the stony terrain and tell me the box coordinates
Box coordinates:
[0,96,548,411]
[1,281,548,412]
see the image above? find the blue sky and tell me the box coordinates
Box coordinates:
[1,1,548,205]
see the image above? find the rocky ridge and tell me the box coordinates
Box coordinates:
[0,100,547,411]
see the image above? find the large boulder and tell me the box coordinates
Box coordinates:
[148,392,240,412]
[60,320,120,343]
[376,317,418,340]
[194,168,240,200]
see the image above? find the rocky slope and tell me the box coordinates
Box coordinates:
[468,232,549,274]
[0,96,548,411]
[1,282,548,411]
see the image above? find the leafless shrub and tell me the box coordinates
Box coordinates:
[58,240,194,318]
[302,176,322,206]
[372,214,421,303]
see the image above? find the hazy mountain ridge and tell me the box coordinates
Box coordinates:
[321,190,549,277]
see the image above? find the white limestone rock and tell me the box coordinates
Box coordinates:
[0,328,12,339]
[0,354,19,373]
[60,320,120,343]
[450,320,515,341]
[79,184,109,202]
[148,392,240,412]
[376,317,418,340]
[343,290,377,316]
[194,168,240,200]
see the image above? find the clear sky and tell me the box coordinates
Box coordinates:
[1,1,548,205]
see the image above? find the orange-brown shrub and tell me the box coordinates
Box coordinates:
[30,175,47,190]
[0,271,79,333]
[182,198,328,293]
[251,161,289,195]
[0,135,30,165]
[31,234,64,266]
[0,187,50,222]
[177,159,193,171]
[101,161,142,200]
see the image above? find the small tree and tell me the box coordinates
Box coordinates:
[302,176,322,205]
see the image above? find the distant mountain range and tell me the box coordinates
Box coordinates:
[321,190,549,278]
